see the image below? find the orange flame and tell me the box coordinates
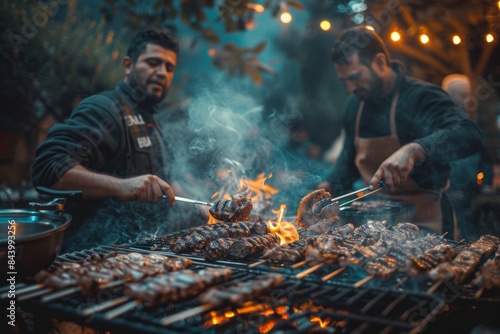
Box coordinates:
[267,204,299,245]
[208,173,278,224]
[310,316,331,328]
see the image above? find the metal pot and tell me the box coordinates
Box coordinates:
[0,209,71,278]
[0,188,82,278]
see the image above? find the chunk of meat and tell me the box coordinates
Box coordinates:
[295,189,332,228]
[209,194,253,222]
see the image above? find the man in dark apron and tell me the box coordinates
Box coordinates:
[319,26,486,239]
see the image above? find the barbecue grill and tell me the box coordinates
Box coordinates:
[2,223,499,334]
[3,244,445,334]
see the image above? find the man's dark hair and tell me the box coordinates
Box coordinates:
[331,26,391,66]
[126,29,179,62]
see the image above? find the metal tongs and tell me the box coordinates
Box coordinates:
[312,182,385,215]
[163,195,214,207]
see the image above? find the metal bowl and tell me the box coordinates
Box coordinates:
[0,209,71,278]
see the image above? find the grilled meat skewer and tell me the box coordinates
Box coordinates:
[209,194,253,222]
[473,245,500,290]
[204,238,236,261]
[171,222,251,253]
[124,268,232,306]
[200,273,283,307]
[428,235,500,284]
[228,233,281,259]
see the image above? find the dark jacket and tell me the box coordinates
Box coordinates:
[32,81,173,251]
[326,65,486,194]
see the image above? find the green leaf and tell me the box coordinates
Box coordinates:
[222,43,239,53]
[252,41,267,55]
[201,28,220,44]
[243,61,263,85]
[286,1,304,11]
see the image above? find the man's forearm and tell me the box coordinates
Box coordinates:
[52,165,121,199]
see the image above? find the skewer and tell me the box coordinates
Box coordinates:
[81,296,131,316]
[457,238,466,245]
[1,284,44,298]
[248,259,269,268]
[396,276,409,287]
[160,304,213,326]
[474,288,485,299]
[103,300,140,320]
[0,282,26,293]
[353,275,374,288]
[41,286,80,303]
[17,288,54,301]
[427,280,443,294]
[291,260,308,269]
[321,267,346,281]
[295,263,325,279]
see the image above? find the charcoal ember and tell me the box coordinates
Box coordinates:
[295,189,332,228]
[209,194,253,222]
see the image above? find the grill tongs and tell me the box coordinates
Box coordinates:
[312,182,385,215]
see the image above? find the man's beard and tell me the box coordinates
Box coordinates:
[129,72,166,105]
[354,70,384,102]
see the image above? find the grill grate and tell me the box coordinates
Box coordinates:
[8,244,445,334]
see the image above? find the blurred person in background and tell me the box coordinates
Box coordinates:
[441,74,494,237]
[317,26,486,239]
[32,29,185,251]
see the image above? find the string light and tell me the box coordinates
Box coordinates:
[477,172,484,185]
[248,3,264,13]
[390,31,401,42]
[498,1,500,10]
[452,35,461,45]
[365,25,375,31]
[486,33,494,43]
[320,20,331,31]
[420,34,430,44]
[280,11,292,24]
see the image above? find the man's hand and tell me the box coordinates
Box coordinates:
[369,143,426,191]
[52,165,175,205]
[118,175,175,205]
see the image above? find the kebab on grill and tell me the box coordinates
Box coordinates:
[200,273,283,307]
[32,252,192,296]
[472,244,500,290]
[408,243,457,276]
[295,189,332,228]
[204,238,236,261]
[171,221,252,253]
[428,235,500,285]
[124,268,233,306]
[209,194,253,222]
[227,233,281,260]
[305,221,387,265]
[263,238,312,263]
[342,228,445,280]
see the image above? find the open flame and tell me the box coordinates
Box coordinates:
[207,173,299,245]
[267,204,299,245]
[208,173,277,224]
